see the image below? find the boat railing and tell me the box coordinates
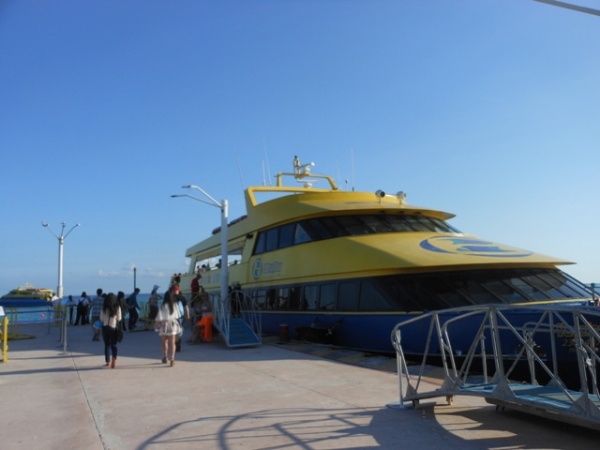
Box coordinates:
[388,303,600,431]
[213,290,262,346]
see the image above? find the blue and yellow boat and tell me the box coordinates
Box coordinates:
[0,284,55,308]
[178,157,593,361]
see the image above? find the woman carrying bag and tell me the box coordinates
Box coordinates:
[100,293,122,369]
[155,285,182,367]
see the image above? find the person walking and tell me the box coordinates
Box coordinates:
[90,288,104,341]
[99,293,122,369]
[126,288,141,330]
[172,284,189,353]
[116,291,129,331]
[147,285,161,329]
[155,287,182,367]
[66,295,77,325]
[190,271,202,302]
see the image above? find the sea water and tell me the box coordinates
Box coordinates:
[3,293,153,324]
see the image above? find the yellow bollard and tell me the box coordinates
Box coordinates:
[1,316,9,363]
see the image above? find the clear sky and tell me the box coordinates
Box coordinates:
[1,0,599,297]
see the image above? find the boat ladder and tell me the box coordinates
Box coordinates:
[388,304,600,431]
[213,290,261,348]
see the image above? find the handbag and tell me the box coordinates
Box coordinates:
[116,320,124,343]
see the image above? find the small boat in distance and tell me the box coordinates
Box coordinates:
[177,157,594,365]
[0,283,55,308]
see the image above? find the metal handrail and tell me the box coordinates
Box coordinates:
[213,290,262,346]
[389,304,600,430]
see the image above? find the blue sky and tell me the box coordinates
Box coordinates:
[1,0,599,297]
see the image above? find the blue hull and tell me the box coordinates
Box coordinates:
[259,308,591,367]
[0,298,53,308]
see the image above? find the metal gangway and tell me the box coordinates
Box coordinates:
[388,303,600,431]
[213,290,261,348]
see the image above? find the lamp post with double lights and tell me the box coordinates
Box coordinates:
[41,221,80,299]
[171,186,229,303]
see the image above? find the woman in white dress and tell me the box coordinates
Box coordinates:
[155,286,181,366]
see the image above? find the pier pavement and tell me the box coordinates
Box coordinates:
[1,322,599,450]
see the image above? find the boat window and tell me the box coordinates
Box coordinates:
[251,213,461,256]
[358,281,395,311]
[539,271,586,298]
[338,281,360,311]
[335,216,369,236]
[435,217,460,233]
[266,289,277,310]
[303,285,319,310]
[250,268,589,314]
[279,223,295,249]
[386,215,413,232]
[294,222,312,245]
[509,277,547,301]
[480,279,527,303]
[421,277,472,309]
[265,228,279,252]
[319,284,337,310]
[361,215,392,233]
[254,289,268,310]
[254,232,266,255]
[277,287,290,309]
[289,286,302,310]
[303,219,334,240]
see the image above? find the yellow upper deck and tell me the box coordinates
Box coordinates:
[185,161,570,273]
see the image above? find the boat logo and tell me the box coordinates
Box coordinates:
[252,259,262,280]
[420,237,532,257]
[252,258,284,280]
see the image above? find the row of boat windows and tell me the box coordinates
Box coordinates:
[239,269,589,312]
[253,214,461,255]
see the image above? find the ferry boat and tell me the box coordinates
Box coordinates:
[0,283,55,308]
[177,157,594,362]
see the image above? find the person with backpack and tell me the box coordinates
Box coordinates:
[74,292,88,325]
[126,288,141,330]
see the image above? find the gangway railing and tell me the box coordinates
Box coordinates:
[213,290,262,348]
[388,303,600,431]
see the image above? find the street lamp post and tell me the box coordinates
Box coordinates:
[42,221,80,299]
[171,186,229,303]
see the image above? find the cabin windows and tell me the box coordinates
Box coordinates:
[279,223,295,249]
[245,268,590,314]
[303,286,319,310]
[265,228,279,252]
[252,213,461,256]
[358,282,391,311]
[294,223,311,245]
[319,284,337,310]
[255,233,266,255]
[338,281,360,311]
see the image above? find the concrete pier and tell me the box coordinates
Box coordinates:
[1,323,599,449]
